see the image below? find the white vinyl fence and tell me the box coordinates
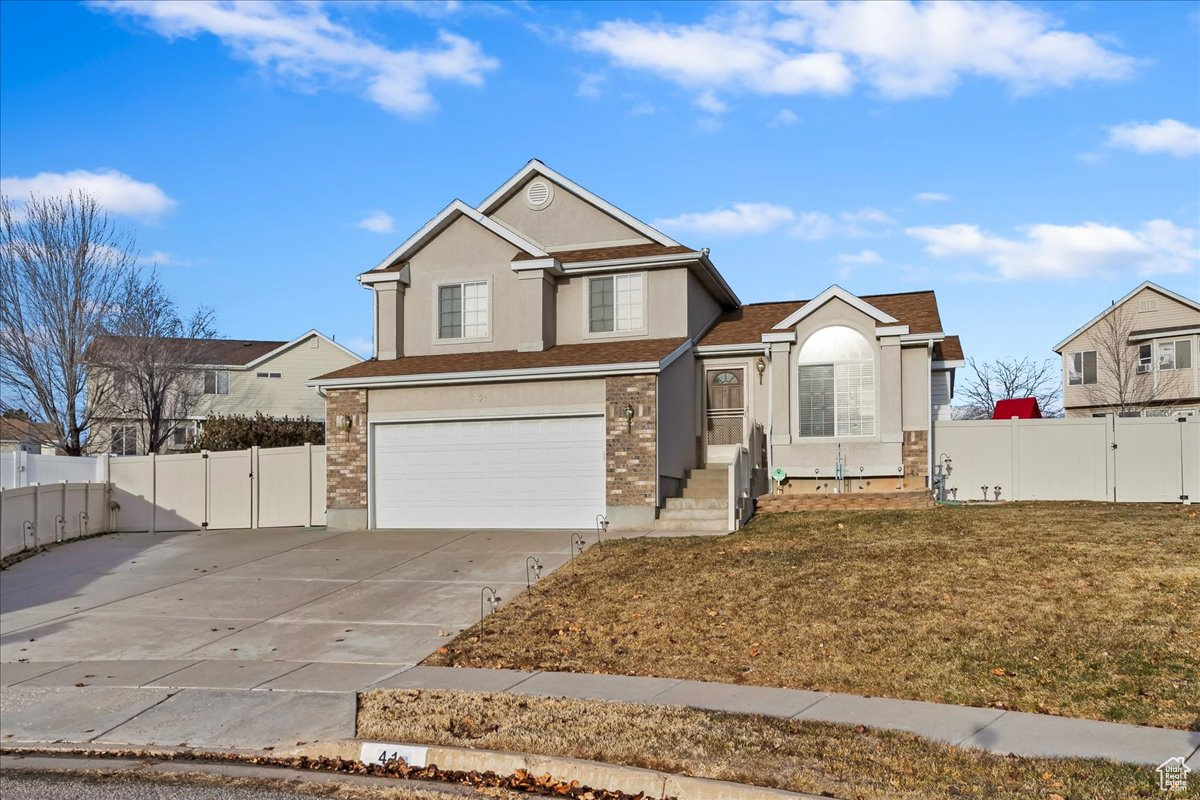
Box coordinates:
[0,482,110,559]
[932,415,1199,503]
[2,445,327,539]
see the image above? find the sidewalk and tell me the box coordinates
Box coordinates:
[2,659,1198,768]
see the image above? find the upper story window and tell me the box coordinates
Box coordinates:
[1137,344,1152,374]
[1068,351,1097,385]
[438,280,489,340]
[203,369,229,395]
[111,425,137,456]
[1158,339,1192,371]
[256,371,282,379]
[588,273,643,334]
[797,326,875,438]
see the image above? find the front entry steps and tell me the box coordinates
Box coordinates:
[757,489,935,513]
[654,467,730,532]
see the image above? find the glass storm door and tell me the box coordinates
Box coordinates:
[706,368,745,445]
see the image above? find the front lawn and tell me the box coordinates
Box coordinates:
[426,503,1199,730]
[358,689,1179,800]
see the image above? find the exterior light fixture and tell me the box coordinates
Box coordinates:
[525,556,544,596]
[479,586,502,635]
[595,514,609,547]
[569,532,587,564]
[340,414,353,431]
[623,403,634,432]
[755,357,766,384]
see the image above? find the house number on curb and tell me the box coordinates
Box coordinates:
[359,741,428,768]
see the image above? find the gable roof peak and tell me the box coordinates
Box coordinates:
[771,284,900,330]
[476,159,682,248]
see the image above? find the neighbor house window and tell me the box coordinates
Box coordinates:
[437,281,488,339]
[1137,345,1152,375]
[588,274,644,333]
[171,422,194,449]
[255,371,282,379]
[1068,351,1097,385]
[111,425,137,456]
[797,326,875,437]
[203,369,229,395]
[1157,340,1192,371]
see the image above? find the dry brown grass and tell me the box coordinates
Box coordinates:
[426,503,1200,730]
[358,689,1186,800]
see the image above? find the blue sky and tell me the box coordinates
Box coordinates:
[2,0,1198,365]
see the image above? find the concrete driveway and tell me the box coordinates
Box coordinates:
[1,526,634,669]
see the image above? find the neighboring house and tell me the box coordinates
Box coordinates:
[91,330,362,454]
[0,417,58,454]
[1054,282,1200,418]
[311,160,963,531]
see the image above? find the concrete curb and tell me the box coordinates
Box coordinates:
[1,740,825,800]
[289,738,822,800]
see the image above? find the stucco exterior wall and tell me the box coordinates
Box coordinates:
[490,176,651,250]
[686,270,724,339]
[656,348,699,499]
[367,379,604,422]
[555,267,691,345]
[901,345,932,431]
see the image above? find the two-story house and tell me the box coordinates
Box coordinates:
[312,161,963,531]
[1054,282,1200,418]
[93,330,361,454]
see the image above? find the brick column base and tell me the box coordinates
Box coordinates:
[326,388,368,529]
[902,429,929,489]
[605,375,658,528]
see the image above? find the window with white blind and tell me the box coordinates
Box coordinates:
[797,326,875,438]
[587,273,644,334]
[437,281,489,340]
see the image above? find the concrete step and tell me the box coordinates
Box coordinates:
[664,496,727,510]
[679,485,726,500]
[657,507,727,521]
[652,518,730,532]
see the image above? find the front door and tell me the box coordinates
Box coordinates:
[706,368,745,445]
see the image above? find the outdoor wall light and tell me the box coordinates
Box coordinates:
[755,357,766,384]
[623,403,635,432]
[340,414,353,431]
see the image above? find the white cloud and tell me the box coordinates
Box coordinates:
[655,203,894,240]
[577,2,1136,104]
[654,203,794,236]
[695,90,728,115]
[1105,119,1200,158]
[907,220,1199,279]
[577,72,605,99]
[357,210,395,233]
[833,249,883,265]
[93,1,498,116]
[0,168,176,221]
[913,191,951,203]
[769,109,800,127]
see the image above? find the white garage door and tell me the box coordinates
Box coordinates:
[373,416,605,529]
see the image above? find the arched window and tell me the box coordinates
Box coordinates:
[797,326,875,437]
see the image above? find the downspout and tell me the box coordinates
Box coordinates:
[927,342,934,488]
[765,344,774,481]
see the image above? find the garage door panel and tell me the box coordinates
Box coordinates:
[373,416,605,529]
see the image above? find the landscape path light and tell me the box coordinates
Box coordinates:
[479,587,502,636]
[525,556,543,597]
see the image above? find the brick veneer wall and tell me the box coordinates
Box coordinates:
[326,388,367,511]
[605,375,658,508]
[902,429,928,484]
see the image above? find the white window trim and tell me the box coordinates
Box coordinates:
[1068,350,1098,386]
[203,369,229,395]
[432,278,493,346]
[582,271,649,340]
[793,327,878,441]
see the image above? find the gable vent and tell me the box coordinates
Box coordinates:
[524,180,554,210]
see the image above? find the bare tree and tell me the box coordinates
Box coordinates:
[0,192,135,455]
[91,270,216,455]
[1083,303,1184,416]
[953,356,1063,419]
